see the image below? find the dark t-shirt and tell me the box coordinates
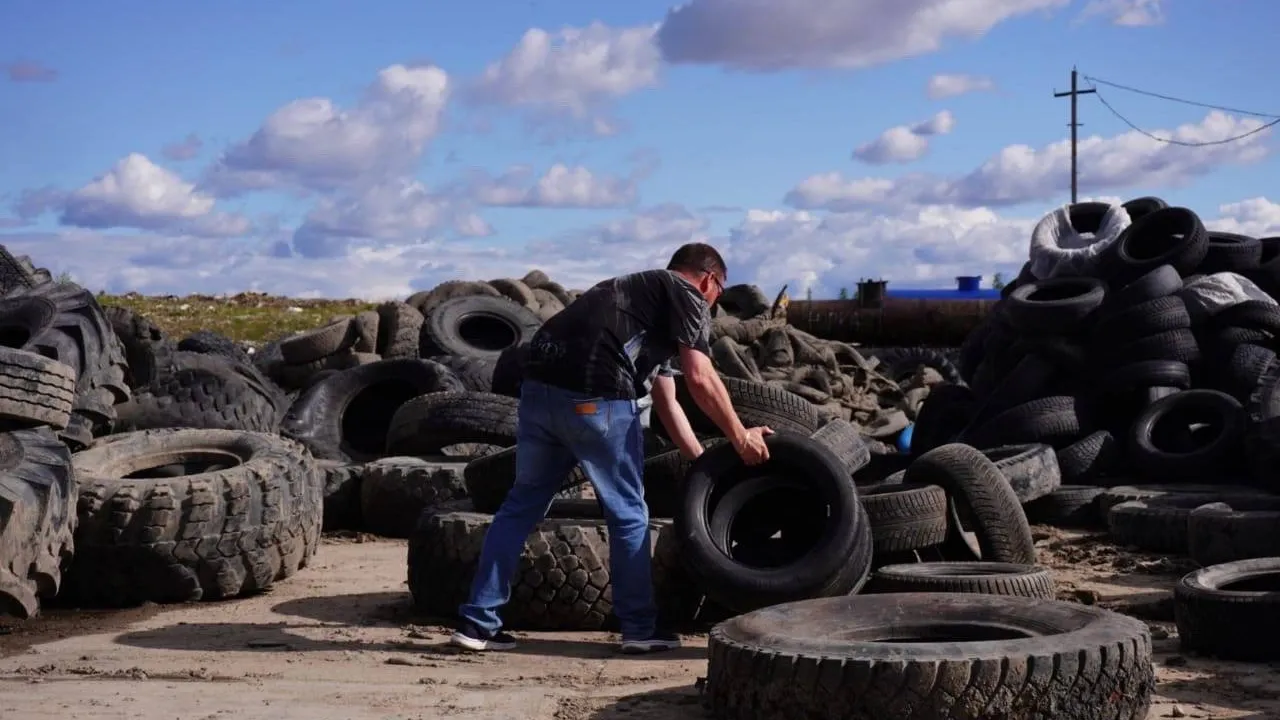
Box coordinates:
[522,268,713,399]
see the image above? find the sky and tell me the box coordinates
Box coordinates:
[2,0,1279,300]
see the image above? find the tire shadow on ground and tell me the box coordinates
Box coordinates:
[271,591,409,625]
[114,621,412,653]
[408,635,708,662]
[584,686,705,719]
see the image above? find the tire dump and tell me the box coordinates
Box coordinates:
[5,195,1280,719]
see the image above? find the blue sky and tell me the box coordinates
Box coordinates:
[2,0,1278,299]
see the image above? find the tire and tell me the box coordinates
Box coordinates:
[385,391,518,456]
[865,347,963,385]
[1128,389,1246,482]
[5,282,131,449]
[1005,277,1107,333]
[103,305,169,389]
[674,432,871,612]
[374,301,424,360]
[430,354,496,392]
[1175,558,1280,661]
[359,457,467,538]
[959,396,1083,451]
[406,499,691,631]
[705,592,1155,720]
[280,318,357,365]
[808,418,869,475]
[1111,206,1210,280]
[857,482,948,553]
[279,358,463,463]
[660,376,822,441]
[1186,496,1280,566]
[904,443,1037,564]
[1106,495,1253,554]
[0,428,76,618]
[177,330,251,366]
[61,428,322,607]
[910,383,977,454]
[317,461,363,532]
[1024,485,1107,528]
[115,351,284,434]
[980,443,1061,503]
[0,346,75,430]
[419,296,542,360]
[868,561,1055,598]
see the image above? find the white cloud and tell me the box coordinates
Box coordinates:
[202,64,450,196]
[1078,0,1166,26]
[853,111,955,164]
[18,153,250,237]
[791,111,1272,211]
[7,197,1279,302]
[467,164,638,208]
[927,73,996,99]
[656,0,1070,71]
[1207,198,1280,237]
[467,23,661,136]
[290,178,475,259]
[162,133,204,162]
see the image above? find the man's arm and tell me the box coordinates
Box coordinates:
[650,374,704,460]
[678,345,748,447]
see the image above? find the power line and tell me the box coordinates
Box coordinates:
[1087,83,1280,147]
[1080,73,1280,119]
[1053,67,1095,203]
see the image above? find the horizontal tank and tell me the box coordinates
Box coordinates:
[788,277,1001,346]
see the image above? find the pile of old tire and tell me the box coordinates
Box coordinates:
[911,197,1280,550]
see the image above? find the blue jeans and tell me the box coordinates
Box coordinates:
[457,379,657,640]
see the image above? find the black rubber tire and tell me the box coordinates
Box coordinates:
[1055,430,1120,483]
[1121,195,1168,221]
[0,346,75,431]
[704,592,1155,720]
[865,346,963,386]
[959,396,1083,451]
[60,428,321,607]
[1092,295,1191,345]
[868,561,1055,598]
[279,358,463,463]
[1110,206,1209,281]
[981,443,1061,503]
[1186,496,1280,567]
[406,499,693,631]
[359,457,468,538]
[317,461,363,532]
[385,391,518,456]
[419,295,542,360]
[0,428,76,618]
[904,443,1037,564]
[374,301,424,360]
[177,330,251,366]
[5,282,131,449]
[1200,231,1262,274]
[103,305,169,389]
[857,482,948,553]
[675,432,870,612]
[910,383,977,454]
[280,318,357,365]
[1024,485,1107,529]
[1246,357,1280,491]
[1128,389,1246,482]
[429,354,496,393]
[1175,558,1280,662]
[808,418,870,475]
[1101,264,1182,310]
[659,376,822,441]
[114,351,283,435]
[1005,277,1107,333]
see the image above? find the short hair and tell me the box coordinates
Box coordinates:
[667,242,727,283]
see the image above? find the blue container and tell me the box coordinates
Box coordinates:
[956,275,981,292]
[896,423,914,453]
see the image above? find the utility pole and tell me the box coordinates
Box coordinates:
[1054,66,1095,204]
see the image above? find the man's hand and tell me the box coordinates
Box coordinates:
[732,426,773,465]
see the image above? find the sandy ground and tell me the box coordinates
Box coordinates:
[0,528,1277,720]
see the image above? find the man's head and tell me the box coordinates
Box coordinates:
[667,242,727,305]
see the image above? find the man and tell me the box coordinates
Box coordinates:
[450,242,773,654]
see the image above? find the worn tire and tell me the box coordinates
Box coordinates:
[60,428,322,607]
[419,295,542,360]
[0,346,75,431]
[705,592,1154,720]
[868,561,1054,598]
[359,457,467,538]
[385,391,518,456]
[1175,558,1280,662]
[0,428,76,618]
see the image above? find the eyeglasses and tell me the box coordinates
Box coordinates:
[706,271,725,294]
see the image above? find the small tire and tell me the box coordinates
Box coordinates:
[868,561,1055,599]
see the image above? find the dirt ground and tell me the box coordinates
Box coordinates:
[0,528,1277,720]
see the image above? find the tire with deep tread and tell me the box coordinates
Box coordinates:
[0,428,76,618]
[385,391,518,456]
[61,428,322,607]
[868,561,1055,599]
[419,295,542,360]
[0,346,75,430]
[857,482,948,553]
[115,351,283,434]
[704,592,1154,720]
[317,461,363,532]
[359,457,468,538]
[1175,558,1280,662]
[663,376,822,441]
